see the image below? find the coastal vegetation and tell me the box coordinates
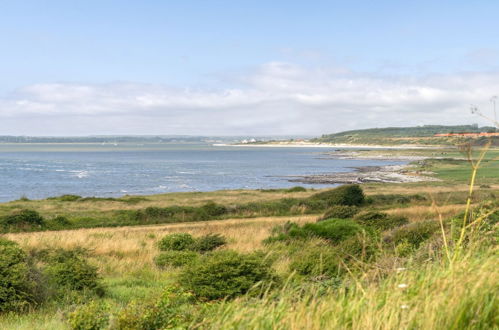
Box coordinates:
[0,143,497,329]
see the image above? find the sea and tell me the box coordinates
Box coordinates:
[0,143,405,202]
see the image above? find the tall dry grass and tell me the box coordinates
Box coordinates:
[5,215,316,276]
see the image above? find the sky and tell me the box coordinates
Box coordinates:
[1,0,499,136]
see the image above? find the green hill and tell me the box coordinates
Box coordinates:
[312,124,498,145]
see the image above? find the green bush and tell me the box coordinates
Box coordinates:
[58,194,82,202]
[0,209,45,232]
[0,238,37,312]
[53,215,71,225]
[309,184,365,207]
[43,249,104,296]
[289,245,341,277]
[286,186,307,192]
[116,287,194,329]
[192,233,227,252]
[366,193,426,206]
[354,211,408,231]
[157,233,196,251]
[178,250,279,300]
[386,220,440,249]
[302,219,364,244]
[154,251,198,268]
[262,222,310,244]
[263,219,363,245]
[67,300,109,330]
[335,232,379,262]
[200,202,227,217]
[319,205,359,220]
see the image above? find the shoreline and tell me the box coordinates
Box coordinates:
[215,142,445,149]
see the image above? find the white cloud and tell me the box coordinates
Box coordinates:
[1,62,498,135]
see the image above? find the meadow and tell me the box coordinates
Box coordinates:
[0,145,497,329]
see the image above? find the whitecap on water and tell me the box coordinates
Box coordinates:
[70,170,89,178]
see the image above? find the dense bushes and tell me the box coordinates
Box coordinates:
[354,211,409,231]
[0,238,37,312]
[265,219,364,245]
[0,240,105,314]
[192,233,227,252]
[154,251,198,268]
[43,249,104,296]
[158,233,196,251]
[385,220,440,249]
[178,250,278,300]
[302,219,364,244]
[154,233,227,269]
[67,300,109,330]
[117,287,194,329]
[0,209,45,232]
[319,205,359,220]
[157,233,226,253]
[133,202,229,224]
[367,193,426,206]
[309,184,365,207]
[289,245,341,277]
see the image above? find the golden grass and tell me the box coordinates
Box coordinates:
[5,215,317,276]
[385,204,466,222]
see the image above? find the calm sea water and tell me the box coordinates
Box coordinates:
[0,143,404,202]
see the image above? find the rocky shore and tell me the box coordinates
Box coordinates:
[284,164,440,184]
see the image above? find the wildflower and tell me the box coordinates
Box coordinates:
[398,283,408,289]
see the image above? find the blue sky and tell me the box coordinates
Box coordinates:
[1,1,498,135]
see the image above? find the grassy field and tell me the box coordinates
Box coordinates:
[0,145,497,329]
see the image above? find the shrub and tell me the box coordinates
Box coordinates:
[302,219,364,244]
[43,249,104,296]
[200,202,227,217]
[58,194,82,202]
[263,220,363,245]
[116,287,194,329]
[354,211,408,231]
[319,205,359,220]
[385,220,440,249]
[192,233,227,252]
[286,186,307,192]
[157,233,195,251]
[178,250,278,300]
[289,245,342,278]
[366,193,426,206]
[67,300,109,330]
[154,251,198,268]
[262,222,310,244]
[53,215,71,225]
[0,238,37,312]
[309,184,365,207]
[335,232,379,262]
[0,209,45,231]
